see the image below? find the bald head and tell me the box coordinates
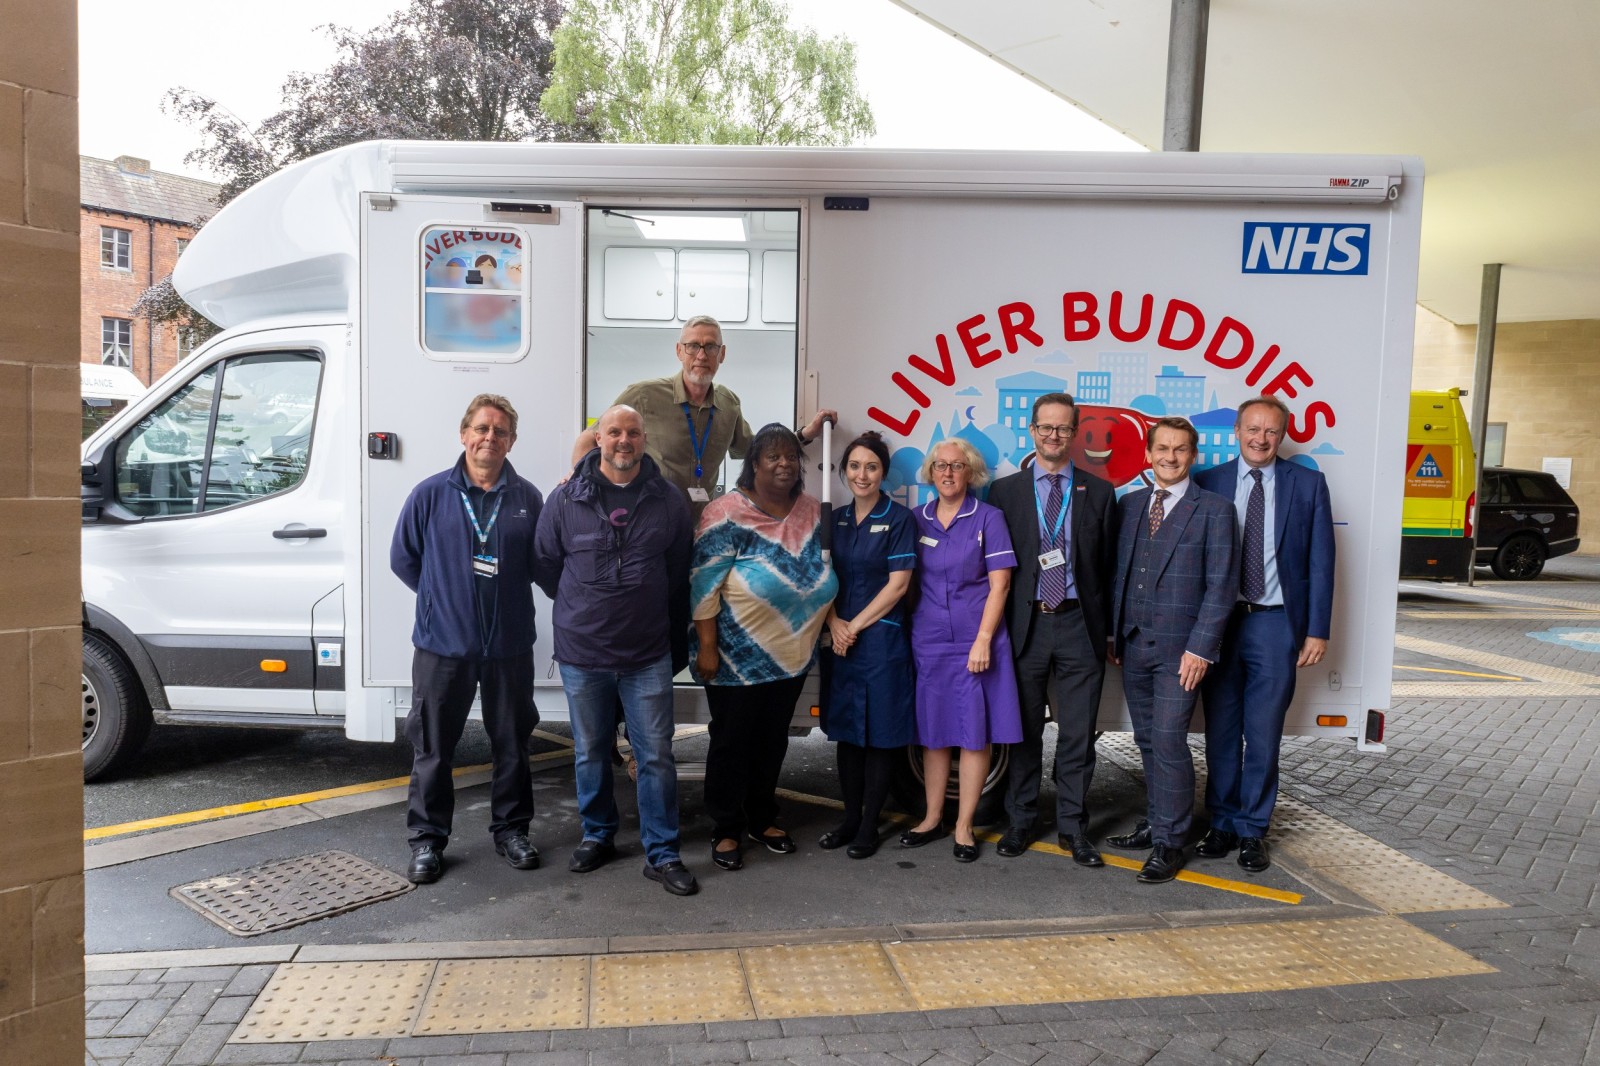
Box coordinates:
[595,405,645,483]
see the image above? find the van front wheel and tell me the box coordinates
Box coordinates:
[1492,533,1546,581]
[82,632,151,782]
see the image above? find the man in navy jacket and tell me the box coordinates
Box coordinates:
[534,405,697,896]
[391,394,544,884]
[1194,396,1335,873]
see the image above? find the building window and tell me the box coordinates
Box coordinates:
[1485,423,1506,467]
[101,317,133,366]
[100,226,132,270]
[176,237,190,258]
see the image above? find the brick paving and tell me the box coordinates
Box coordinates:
[83,559,1600,1064]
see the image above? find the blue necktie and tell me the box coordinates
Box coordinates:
[1039,473,1065,608]
[1242,469,1266,602]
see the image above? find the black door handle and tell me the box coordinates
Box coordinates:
[273,527,328,539]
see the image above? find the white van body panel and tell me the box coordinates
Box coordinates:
[81,141,1421,750]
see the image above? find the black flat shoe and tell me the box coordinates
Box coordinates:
[495,833,541,870]
[1194,828,1239,859]
[1136,843,1185,883]
[996,825,1033,858]
[1238,836,1271,872]
[1106,819,1153,850]
[819,825,859,850]
[711,839,743,871]
[899,825,948,849]
[407,844,443,884]
[750,829,797,854]
[846,839,879,860]
[952,839,979,863]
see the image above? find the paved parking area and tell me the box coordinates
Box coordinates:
[82,558,1600,1064]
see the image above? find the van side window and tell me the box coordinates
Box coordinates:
[420,227,527,359]
[113,352,321,517]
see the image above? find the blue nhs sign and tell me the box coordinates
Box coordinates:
[1242,222,1370,275]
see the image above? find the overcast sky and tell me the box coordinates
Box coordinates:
[78,0,1141,178]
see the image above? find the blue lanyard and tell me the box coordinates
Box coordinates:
[459,490,503,552]
[1033,468,1074,546]
[682,403,713,479]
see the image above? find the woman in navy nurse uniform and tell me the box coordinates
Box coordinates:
[819,431,917,859]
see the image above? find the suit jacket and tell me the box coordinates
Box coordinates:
[1111,483,1237,662]
[1195,459,1335,649]
[989,466,1118,658]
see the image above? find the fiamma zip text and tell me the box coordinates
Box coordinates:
[866,290,1336,444]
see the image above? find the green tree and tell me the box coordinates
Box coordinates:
[146,0,587,341]
[542,0,874,145]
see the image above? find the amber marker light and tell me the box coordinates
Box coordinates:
[260,660,288,673]
[1315,715,1348,728]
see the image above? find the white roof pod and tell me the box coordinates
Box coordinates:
[173,140,1407,330]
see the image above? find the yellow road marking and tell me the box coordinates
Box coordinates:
[775,789,1300,904]
[84,749,575,842]
[1393,664,1524,681]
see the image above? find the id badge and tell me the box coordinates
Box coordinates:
[1038,549,1066,570]
[472,553,499,578]
[918,535,939,547]
[688,487,711,503]
[869,523,890,533]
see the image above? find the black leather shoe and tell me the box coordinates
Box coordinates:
[495,833,541,870]
[644,860,700,896]
[1059,833,1105,868]
[996,825,1033,858]
[1106,819,1153,850]
[846,838,879,860]
[711,839,743,871]
[406,844,442,884]
[1238,836,1271,872]
[749,829,797,854]
[1194,828,1239,859]
[568,838,617,873]
[899,825,948,848]
[1136,843,1185,883]
[952,839,979,863]
[819,824,859,850]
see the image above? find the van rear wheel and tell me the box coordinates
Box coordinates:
[1491,533,1546,581]
[82,632,152,782]
[889,745,1009,827]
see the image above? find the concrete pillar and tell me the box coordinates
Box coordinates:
[1163,0,1210,151]
[1465,263,1501,586]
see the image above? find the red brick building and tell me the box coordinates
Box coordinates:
[80,154,218,386]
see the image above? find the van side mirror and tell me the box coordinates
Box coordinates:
[80,445,133,524]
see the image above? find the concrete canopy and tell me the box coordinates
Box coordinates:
[891,0,1600,325]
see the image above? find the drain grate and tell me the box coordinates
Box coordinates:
[171,850,413,936]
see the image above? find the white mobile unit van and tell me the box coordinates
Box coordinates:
[80,142,1421,781]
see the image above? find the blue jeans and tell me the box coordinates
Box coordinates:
[559,654,680,866]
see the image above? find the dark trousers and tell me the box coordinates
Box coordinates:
[1202,610,1298,837]
[703,676,806,841]
[836,741,897,844]
[1005,605,1106,836]
[1120,634,1200,848]
[406,648,538,849]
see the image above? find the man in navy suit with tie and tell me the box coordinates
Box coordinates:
[1108,417,1237,883]
[1193,396,1335,873]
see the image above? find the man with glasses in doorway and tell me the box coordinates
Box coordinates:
[571,315,836,521]
[987,393,1119,867]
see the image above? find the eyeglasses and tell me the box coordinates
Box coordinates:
[930,460,968,473]
[1031,423,1075,438]
[467,424,512,440]
[680,341,725,356]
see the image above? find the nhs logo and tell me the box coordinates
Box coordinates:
[1242,222,1370,275]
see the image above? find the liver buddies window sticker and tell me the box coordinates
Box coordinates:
[420,227,527,356]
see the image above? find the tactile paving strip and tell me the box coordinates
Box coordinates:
[743,942,915,1018]
[414,957,589,1034]
[1099,734,1508,914]
[589,949,754,1028]
[231,960,433,1042]
[171,850,414,936]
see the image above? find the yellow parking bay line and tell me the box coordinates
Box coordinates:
[1394,664,1524,681]
[84,749,575,842]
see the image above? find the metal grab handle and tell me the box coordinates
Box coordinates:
[820,416,833,563]
[272,527,328,539]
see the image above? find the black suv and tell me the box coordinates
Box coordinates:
[1475,467,1581,579]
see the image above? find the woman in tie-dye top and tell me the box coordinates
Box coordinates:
[691,424,839,872]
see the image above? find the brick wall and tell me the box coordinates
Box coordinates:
[0,0,88,1062]
[1414,307,1598,554]
[80,205,197,385]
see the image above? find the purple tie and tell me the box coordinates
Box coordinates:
[1242,469,1266,602]
[1148,489,1170,539]
[1039,473,1066,608]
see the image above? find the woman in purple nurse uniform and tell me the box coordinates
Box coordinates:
[899,438,1023,862]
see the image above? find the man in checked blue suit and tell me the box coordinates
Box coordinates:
[1108,416,1237,884]
[1193,395,1335,873]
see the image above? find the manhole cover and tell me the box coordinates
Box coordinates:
[171,850,413,937]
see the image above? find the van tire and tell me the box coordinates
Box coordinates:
[1491,533,1546,581]
[889,745,1009,827]
[82,632,152,782]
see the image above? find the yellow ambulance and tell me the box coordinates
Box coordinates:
[1400,388,1477,580]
